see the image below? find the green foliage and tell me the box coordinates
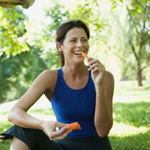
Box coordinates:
[41,2,70,68]
[0,46,48,103]
[105,0,150,85]
[0,6,48,103]
[1,0,150,103]
[0,7,29,56]
[0,6,30,102]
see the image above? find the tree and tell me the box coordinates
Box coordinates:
[0,6,48,103]
[41,1,70,67]
[125,0,150,86]
[103,0,150,86]
[0,6,28,103]
[0,6,30,56]
[0,44,48,103]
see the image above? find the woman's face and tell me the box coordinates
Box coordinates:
[58,27,89,65]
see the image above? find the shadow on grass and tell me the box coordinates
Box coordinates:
[113,101,150,127]
[109,130,150,150]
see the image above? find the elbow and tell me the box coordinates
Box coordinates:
[97,130,110,138]
[8,111,14,123]
[7,109,17,124]
[96,122,113,138]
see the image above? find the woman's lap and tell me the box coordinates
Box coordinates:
[55,136,112,150]
[0,125,112,150]
[0,125,63,150]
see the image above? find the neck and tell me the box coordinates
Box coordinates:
[62,64,88,78]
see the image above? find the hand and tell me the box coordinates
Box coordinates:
[87,57,105,87]
[42,121,72,140]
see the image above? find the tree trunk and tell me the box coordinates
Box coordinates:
[130,42,143,87]
[137,68,143,87]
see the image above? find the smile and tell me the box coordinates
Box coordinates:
[74,51,85,55]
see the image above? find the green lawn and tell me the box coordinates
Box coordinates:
[0,81,150,150]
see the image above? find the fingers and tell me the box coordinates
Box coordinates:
[55,122,66,128]
[49,127,72,140]
[87,58,105,73]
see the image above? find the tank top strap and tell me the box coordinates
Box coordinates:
[58,68,93,91]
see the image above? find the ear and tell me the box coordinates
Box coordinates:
[57,42,63,52]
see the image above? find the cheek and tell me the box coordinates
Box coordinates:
[85,43,89,49]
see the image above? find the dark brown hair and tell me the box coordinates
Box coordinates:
[56,20,90,67]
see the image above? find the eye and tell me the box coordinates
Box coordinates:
[70,39,76,43]
[82,38,88,42]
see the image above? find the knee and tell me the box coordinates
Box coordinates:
[10,137,29,150]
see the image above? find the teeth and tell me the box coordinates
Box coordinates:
[75,52,82,54]
[74,51,84,54]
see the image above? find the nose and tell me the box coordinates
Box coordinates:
[77,40,83,48]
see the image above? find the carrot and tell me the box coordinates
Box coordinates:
[65,122,81,131]
[82,52,88,58]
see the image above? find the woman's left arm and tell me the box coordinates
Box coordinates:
[88,58,114,137]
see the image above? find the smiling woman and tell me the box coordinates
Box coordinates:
[56,20,90,67]
[0,20,114,150]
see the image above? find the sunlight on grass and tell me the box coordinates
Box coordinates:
[109,123,150,149]
[110,123,149,137]
[113,102,150,127]
[109,130,150,150]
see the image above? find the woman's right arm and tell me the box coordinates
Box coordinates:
[8,70,54,129]
[8,70,72,140]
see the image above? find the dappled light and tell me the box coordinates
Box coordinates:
[0,0,150,149]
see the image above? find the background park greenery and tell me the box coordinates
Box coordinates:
[0,0,150,149]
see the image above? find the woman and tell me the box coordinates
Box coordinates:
[0,20,114,150]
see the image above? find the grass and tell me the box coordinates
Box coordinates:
[0,80,150,150]
[109,80,150,150]
[113,102,150,127]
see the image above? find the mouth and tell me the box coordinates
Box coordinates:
[74,50,85,56]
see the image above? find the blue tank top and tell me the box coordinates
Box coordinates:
[51,68,98,138]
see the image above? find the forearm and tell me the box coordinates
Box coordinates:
[94,86,113,137]
[8,108,44,130]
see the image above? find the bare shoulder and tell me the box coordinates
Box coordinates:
[40,69,58,76]
[40,69,58,79]
[38,70,58,100]
[38,69,58,89]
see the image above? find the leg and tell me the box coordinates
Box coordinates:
[10,137,29,150]
[1,126,63,150]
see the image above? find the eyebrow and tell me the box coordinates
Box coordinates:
[69,37,87,39]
